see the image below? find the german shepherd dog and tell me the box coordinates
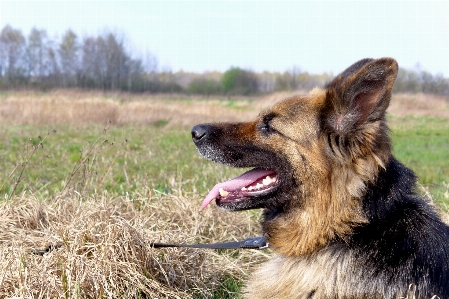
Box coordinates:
[191,58,449,298]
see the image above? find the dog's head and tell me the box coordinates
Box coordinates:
[192,58,398,255]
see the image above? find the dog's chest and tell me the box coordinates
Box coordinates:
[243,250,346,298]
[243,249,407,299]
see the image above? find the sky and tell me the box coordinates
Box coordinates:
[1,0,448,76]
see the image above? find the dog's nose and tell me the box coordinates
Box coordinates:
[191,125,208,143]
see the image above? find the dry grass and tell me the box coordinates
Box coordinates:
[0,192,267,298]
[1,90,447,129]
[0,89,261,128]
[388,93,449,118]
[0,89,447,298]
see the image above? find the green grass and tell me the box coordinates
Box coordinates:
[1,116,446,204]
[390,116,449,206]
[0,123,244,200]
[211,275,244,299]
[0,114,448,298]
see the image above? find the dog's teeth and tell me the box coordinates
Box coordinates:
[262,176,277,186]
[262,175,272,185]
[219,188,229,197]
[248,186,254,191]
[256,183,263,189]
[241,187,247,191]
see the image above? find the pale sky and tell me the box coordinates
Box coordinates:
[1,0,448,76]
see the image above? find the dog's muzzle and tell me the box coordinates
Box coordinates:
[191,124,209,144]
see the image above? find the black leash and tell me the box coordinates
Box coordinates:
[32,236,269,256]
[31,243,63,256]
[149,236,269,250]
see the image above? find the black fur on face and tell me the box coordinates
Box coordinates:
[192,122,299,211]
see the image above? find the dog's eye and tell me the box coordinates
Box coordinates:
[261,121,277,134]
[260,114,277,135]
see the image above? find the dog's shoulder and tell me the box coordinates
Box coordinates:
[246,159,449,299]
[352,157,449,297]
[359,156,449,251]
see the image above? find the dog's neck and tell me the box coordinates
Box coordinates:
[262,153,390,257]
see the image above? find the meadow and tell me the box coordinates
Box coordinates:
[0,90,448,298]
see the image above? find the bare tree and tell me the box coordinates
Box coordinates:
[104,33,130,89]
[47,46,60,81]
[0,25,26,79]
[289,65,302,90]
[81,36,102,88]
[27,27,48,78]
[59,29,79,87]
[143,50,158,74]
[256,71,275,93]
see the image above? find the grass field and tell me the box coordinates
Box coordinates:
[390,116,449,207]
[0,90,448,298]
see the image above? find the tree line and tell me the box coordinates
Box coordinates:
[1,25,448,96]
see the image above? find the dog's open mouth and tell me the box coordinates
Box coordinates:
[201,168,279,209]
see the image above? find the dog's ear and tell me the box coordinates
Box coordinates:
[323,58,398,134]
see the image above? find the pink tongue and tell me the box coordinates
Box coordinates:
[201,168,276,209]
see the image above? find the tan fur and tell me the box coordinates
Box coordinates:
[193,58,444,298]
[260,88,384,257]
[245,64,395,296]
[245,247,401,299]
